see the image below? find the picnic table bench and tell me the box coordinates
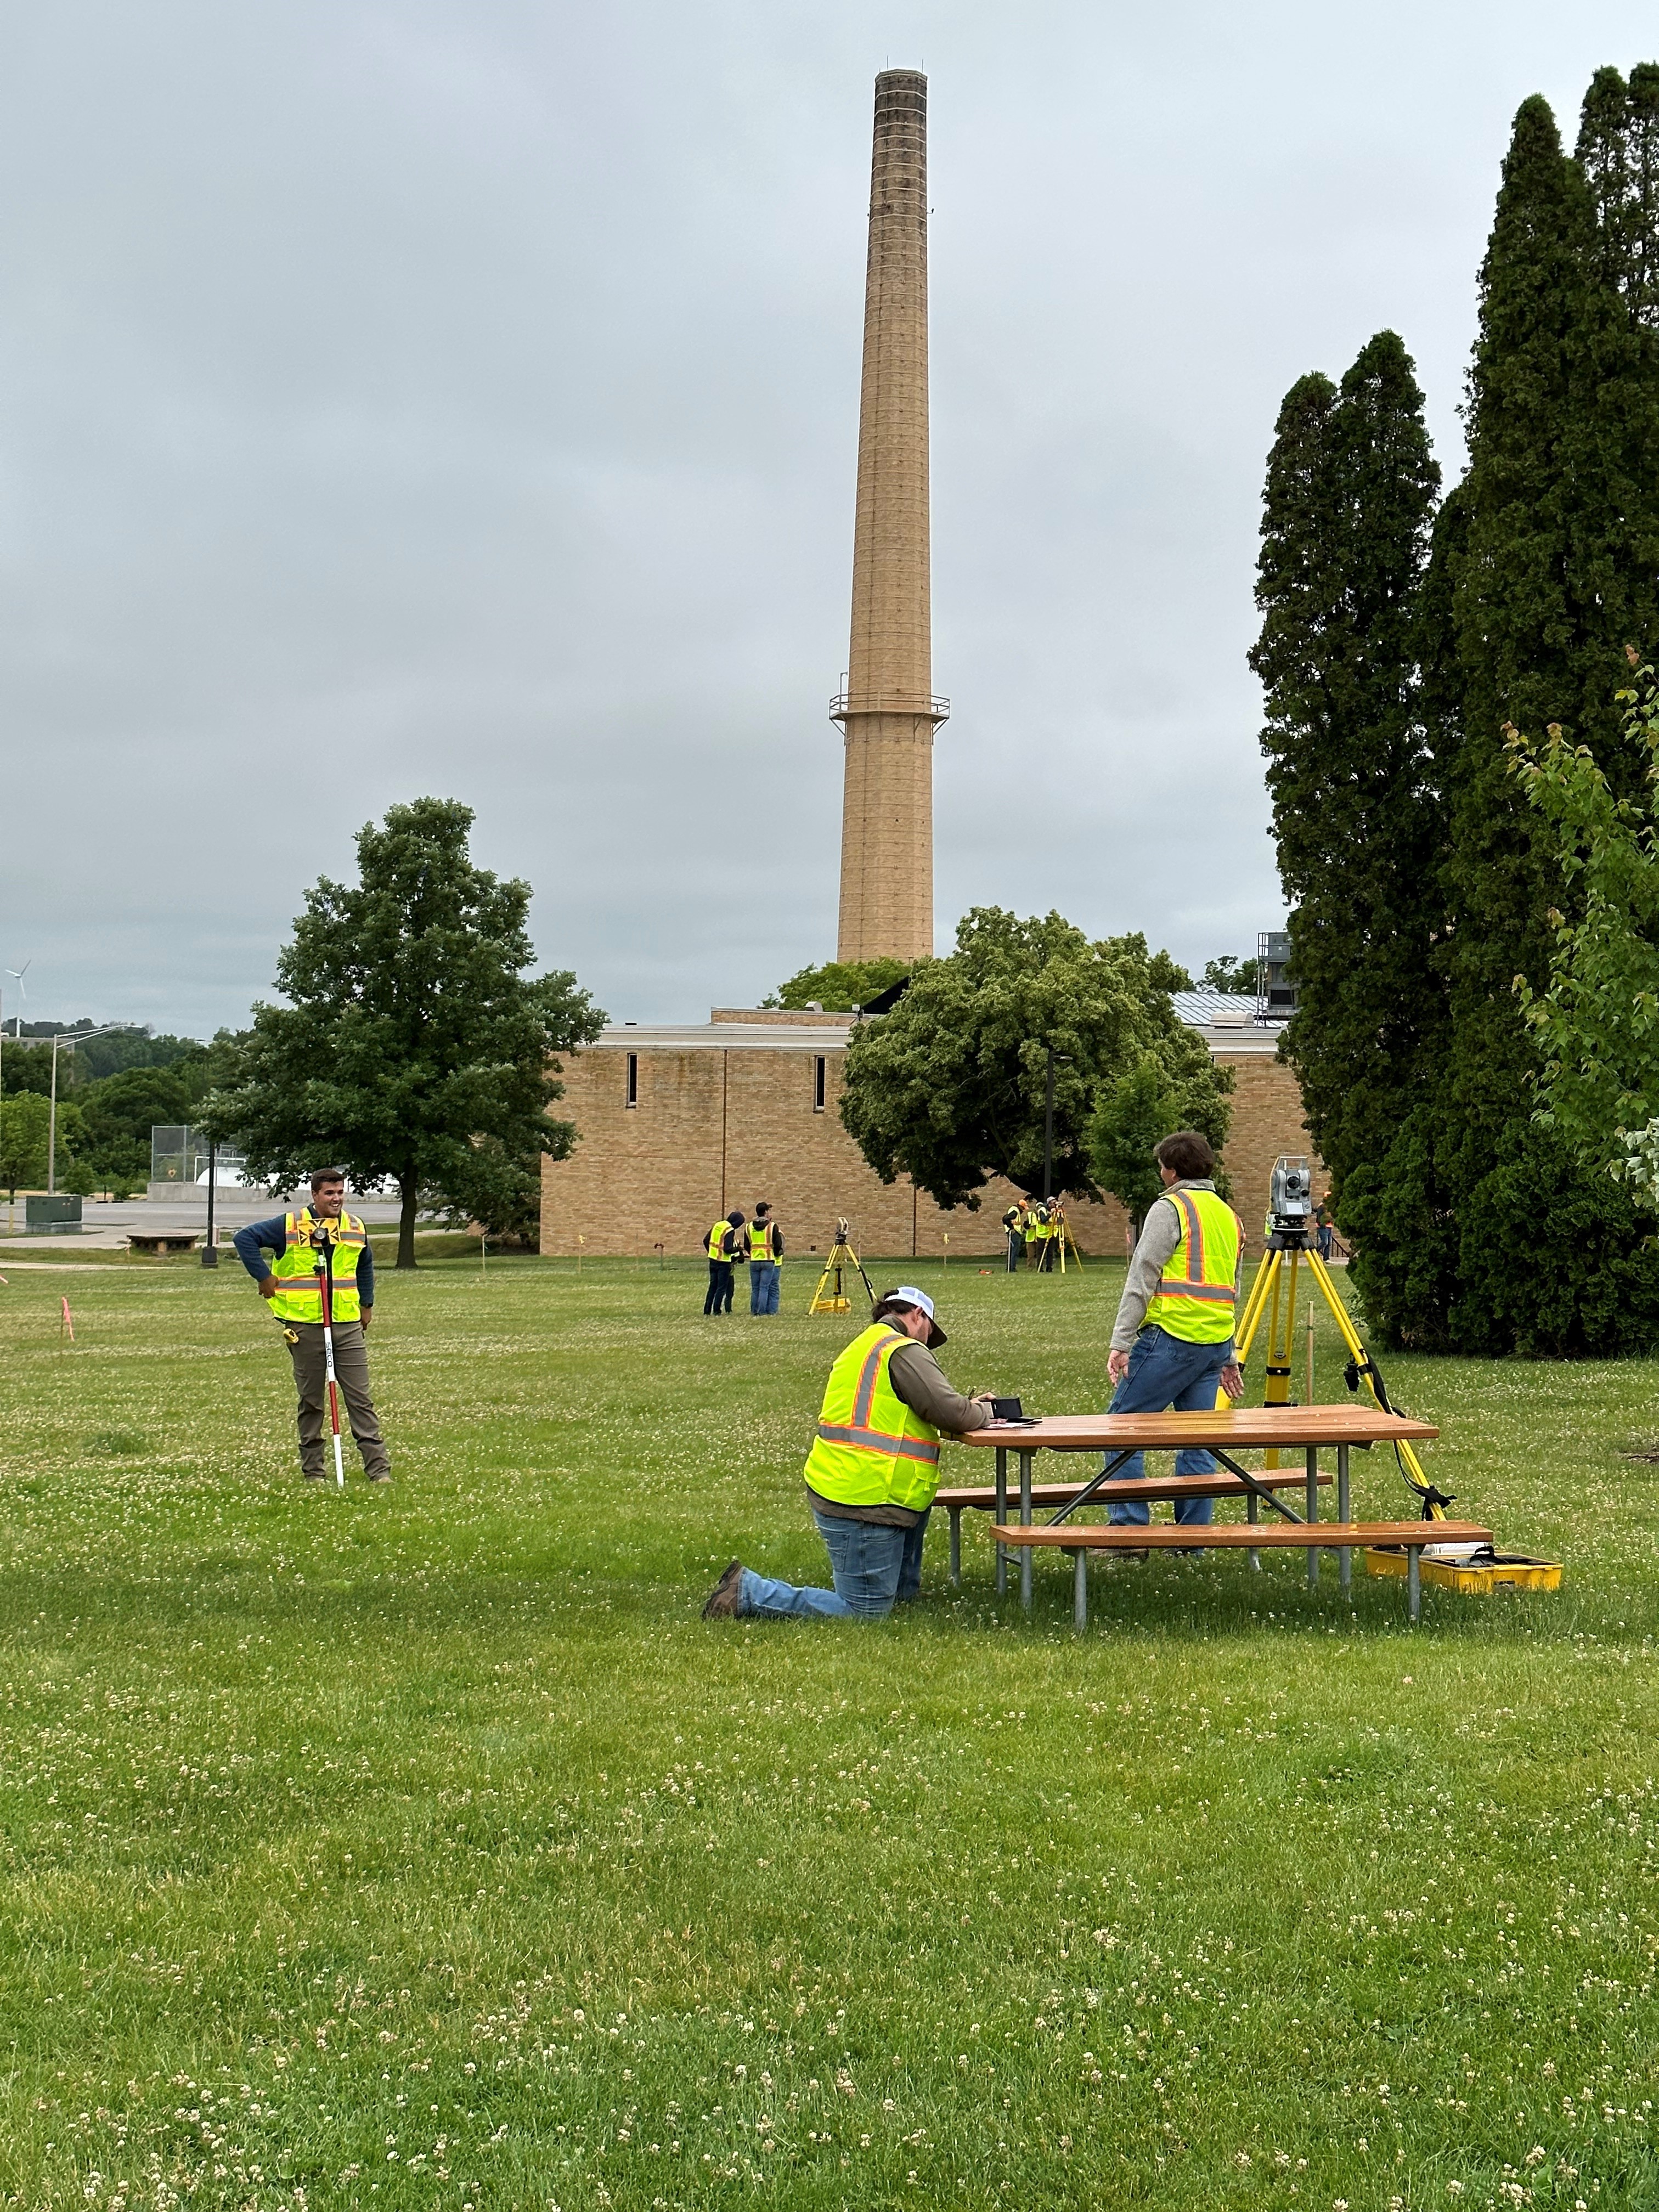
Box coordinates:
[958,1404,1454,1622]
[933,1469,1329,1586]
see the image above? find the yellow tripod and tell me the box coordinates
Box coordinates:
[1228,1229,1447,1520]
[809,1218,877,1316]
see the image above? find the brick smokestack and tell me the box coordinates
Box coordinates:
[832,69,945,965]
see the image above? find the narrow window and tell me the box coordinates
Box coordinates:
[814,1056,827,1112]
[625,1052,639,1108]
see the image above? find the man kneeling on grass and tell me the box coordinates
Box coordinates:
[703,1286,997,1621]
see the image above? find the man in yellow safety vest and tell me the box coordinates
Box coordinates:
[746,1201,785,1315]
[232,1167,391,1482]
[1105,1130,1244,1534]
[702,1286,999,1620]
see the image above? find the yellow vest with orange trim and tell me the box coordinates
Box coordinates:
[803,1323,943,1514]
[1148,1186,1240,1345]
[268,1207,368,1325]
[747,1220,776,1261]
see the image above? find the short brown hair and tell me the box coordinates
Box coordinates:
[1154,1130,1215,1181]
[309,1166,347,1191]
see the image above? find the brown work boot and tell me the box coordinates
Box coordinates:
[702,1560,744,1619]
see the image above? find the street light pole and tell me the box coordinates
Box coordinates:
[202,1143,219,1267]
[1042,1046,1074,1206]
[47,1024,141,1195]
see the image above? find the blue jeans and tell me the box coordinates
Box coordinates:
[1106,1326,1233,1526]
[740,1508,929,1619]
[749,1262,781,1314]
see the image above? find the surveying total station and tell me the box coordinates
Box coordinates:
[809,1218,877,1317]
[1230,1156,1452,1520]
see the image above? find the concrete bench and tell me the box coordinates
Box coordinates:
[933,1469,1329,1584]
[125,1231,201,1255]
[990,1518,1494,1626]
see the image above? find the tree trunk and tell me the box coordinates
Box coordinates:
[397,1172,419,1269]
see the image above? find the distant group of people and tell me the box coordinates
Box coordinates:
[1000,1196,1065,1273]
[705,1127,1245,1621]
[704,1201,785,1316]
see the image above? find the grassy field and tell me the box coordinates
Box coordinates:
[1,1245,1656,2211]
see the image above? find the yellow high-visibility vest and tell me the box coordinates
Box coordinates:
[1148,1187,1240,1345]
[269,1208,368,1325]
[747,1221,776,1261]
[707,1219,733,1260]
[803,1323,942,1514]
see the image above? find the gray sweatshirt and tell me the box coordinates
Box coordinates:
[808,1336,990,1530]
[1110,1180,1243,1352]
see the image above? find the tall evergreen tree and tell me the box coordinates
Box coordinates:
[1251,333,1442,1329]
[1339,75,1659,1353]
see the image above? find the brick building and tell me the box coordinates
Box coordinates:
[540,995,1319,1263]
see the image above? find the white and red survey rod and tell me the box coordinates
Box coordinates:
[315,1259,345,1488]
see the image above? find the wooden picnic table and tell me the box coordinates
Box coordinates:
[957,1403,1442,1615]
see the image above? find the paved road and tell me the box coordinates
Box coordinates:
[1,1192,413,1251]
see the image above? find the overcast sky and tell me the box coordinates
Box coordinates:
[2,2,1654,1036]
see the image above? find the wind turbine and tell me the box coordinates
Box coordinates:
[5,961,29,1039]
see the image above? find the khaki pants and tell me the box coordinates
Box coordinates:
[281,1319,390,1479]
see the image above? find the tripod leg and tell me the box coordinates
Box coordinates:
[1265,1257,1293,1467]
[1219,1250,1277,1409]
[1306,1252,1442,1517]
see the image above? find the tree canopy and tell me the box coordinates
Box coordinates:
[838,908,1212,1211]
[202,799,605,1265]
[767,957,912,1012]
[1086,1053,1234,1234]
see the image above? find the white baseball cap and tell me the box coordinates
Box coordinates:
[879,1284,945,1347]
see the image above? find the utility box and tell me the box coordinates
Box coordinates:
[25,1195,83,1235]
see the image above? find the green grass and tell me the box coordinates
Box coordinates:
[1,1252,1655,2210]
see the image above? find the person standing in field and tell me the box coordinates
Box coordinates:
[702,1286,999,1620]
[747,1200,784,1315]
[1002,1200,1026,1274]
[232,1167,391,1482]
[1104,1130,1244,1534]
[704,1208,743,1315]
[1314,1193,1335,1262]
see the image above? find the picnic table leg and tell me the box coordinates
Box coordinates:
[1247,1489,1260,1572]
[1306,1446,1319,1588]
[949,1506,962,1587]
[994,1448,1008,1596]
[1408,1545,1421,1624]
[1337,1443,1351,1594]
[1019,1449,1034,1615]
[1073,1548,1088,1631]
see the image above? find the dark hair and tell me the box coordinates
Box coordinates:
[726,1209,744,1227]
[310,1167,348,1191]
[1154,1130,1215,1181]
[754,1201,770,1217]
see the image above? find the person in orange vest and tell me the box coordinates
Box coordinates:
[702,1286,999,1620]
[1105,1130,1245,1535]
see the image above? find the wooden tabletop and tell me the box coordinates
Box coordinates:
[960,1404,1439,1450]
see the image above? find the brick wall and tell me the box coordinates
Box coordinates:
[540,1032,1320,1263]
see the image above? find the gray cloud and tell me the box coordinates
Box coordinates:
[2,0,1651,1030]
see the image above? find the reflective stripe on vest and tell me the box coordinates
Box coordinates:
[803,1323,943,1514]
[708,1220,731,1260]
[1148,1187,1240,1345]
[269,1208,368,1325]
[747,1221,775,1260]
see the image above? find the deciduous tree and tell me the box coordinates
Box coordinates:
[202,799,605,1266]
[838,908,1201,1211]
